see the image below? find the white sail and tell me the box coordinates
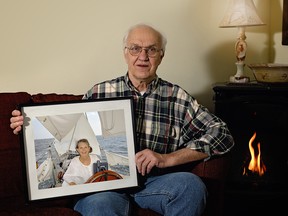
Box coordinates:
[36,113,101,157]
[98,110,126,137]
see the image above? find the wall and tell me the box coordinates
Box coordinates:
[0,0,287,111]
[270,0,287,63]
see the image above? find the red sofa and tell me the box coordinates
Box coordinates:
[0,92,230,216]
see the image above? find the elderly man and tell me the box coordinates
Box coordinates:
[10,23,234,216]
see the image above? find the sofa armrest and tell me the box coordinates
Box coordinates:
[191,153,231,180]
[192,153,231,216]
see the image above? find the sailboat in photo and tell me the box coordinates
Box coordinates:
[35,110,130,189]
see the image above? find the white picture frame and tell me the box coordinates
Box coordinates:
[20,97,138,201]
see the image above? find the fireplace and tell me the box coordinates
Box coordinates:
[213,83,288,215]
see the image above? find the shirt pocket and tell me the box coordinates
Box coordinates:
[150,122,179,153]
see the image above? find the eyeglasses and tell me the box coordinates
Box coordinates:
[125,45,162,57]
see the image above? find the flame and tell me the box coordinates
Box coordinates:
[243,132,266,176]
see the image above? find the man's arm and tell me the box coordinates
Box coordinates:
[135,148,208,176]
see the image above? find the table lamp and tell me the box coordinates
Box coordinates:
[219,0,265,83]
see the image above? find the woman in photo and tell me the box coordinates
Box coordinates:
[62,138,100,186]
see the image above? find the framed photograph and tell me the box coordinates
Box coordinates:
[20,97,138,201]
[283,0,288,45]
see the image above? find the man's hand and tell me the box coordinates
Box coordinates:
[10,110,24,135]
[135,149,167,176]
[135,148,209,176]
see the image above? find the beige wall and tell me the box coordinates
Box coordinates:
[0,0,287,111]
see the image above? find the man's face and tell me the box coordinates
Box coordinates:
[124,26,164,84]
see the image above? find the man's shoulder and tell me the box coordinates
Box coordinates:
[83,75,128,99]
[158,77,187,93]
[157,77,195,102]
[97,75,125,85]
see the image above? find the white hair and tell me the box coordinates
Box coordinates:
[122,23,167,52]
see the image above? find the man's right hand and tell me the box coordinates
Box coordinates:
[10,110,24,135]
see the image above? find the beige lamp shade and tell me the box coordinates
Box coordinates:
[219,0,264,27]
[218,0,265,83]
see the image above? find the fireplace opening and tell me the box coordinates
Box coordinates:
[213,83,288,215]
[226,100,288,188]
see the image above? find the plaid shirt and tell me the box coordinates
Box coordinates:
[84,74,234,158]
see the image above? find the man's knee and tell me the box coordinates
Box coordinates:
[74,192,131,216]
